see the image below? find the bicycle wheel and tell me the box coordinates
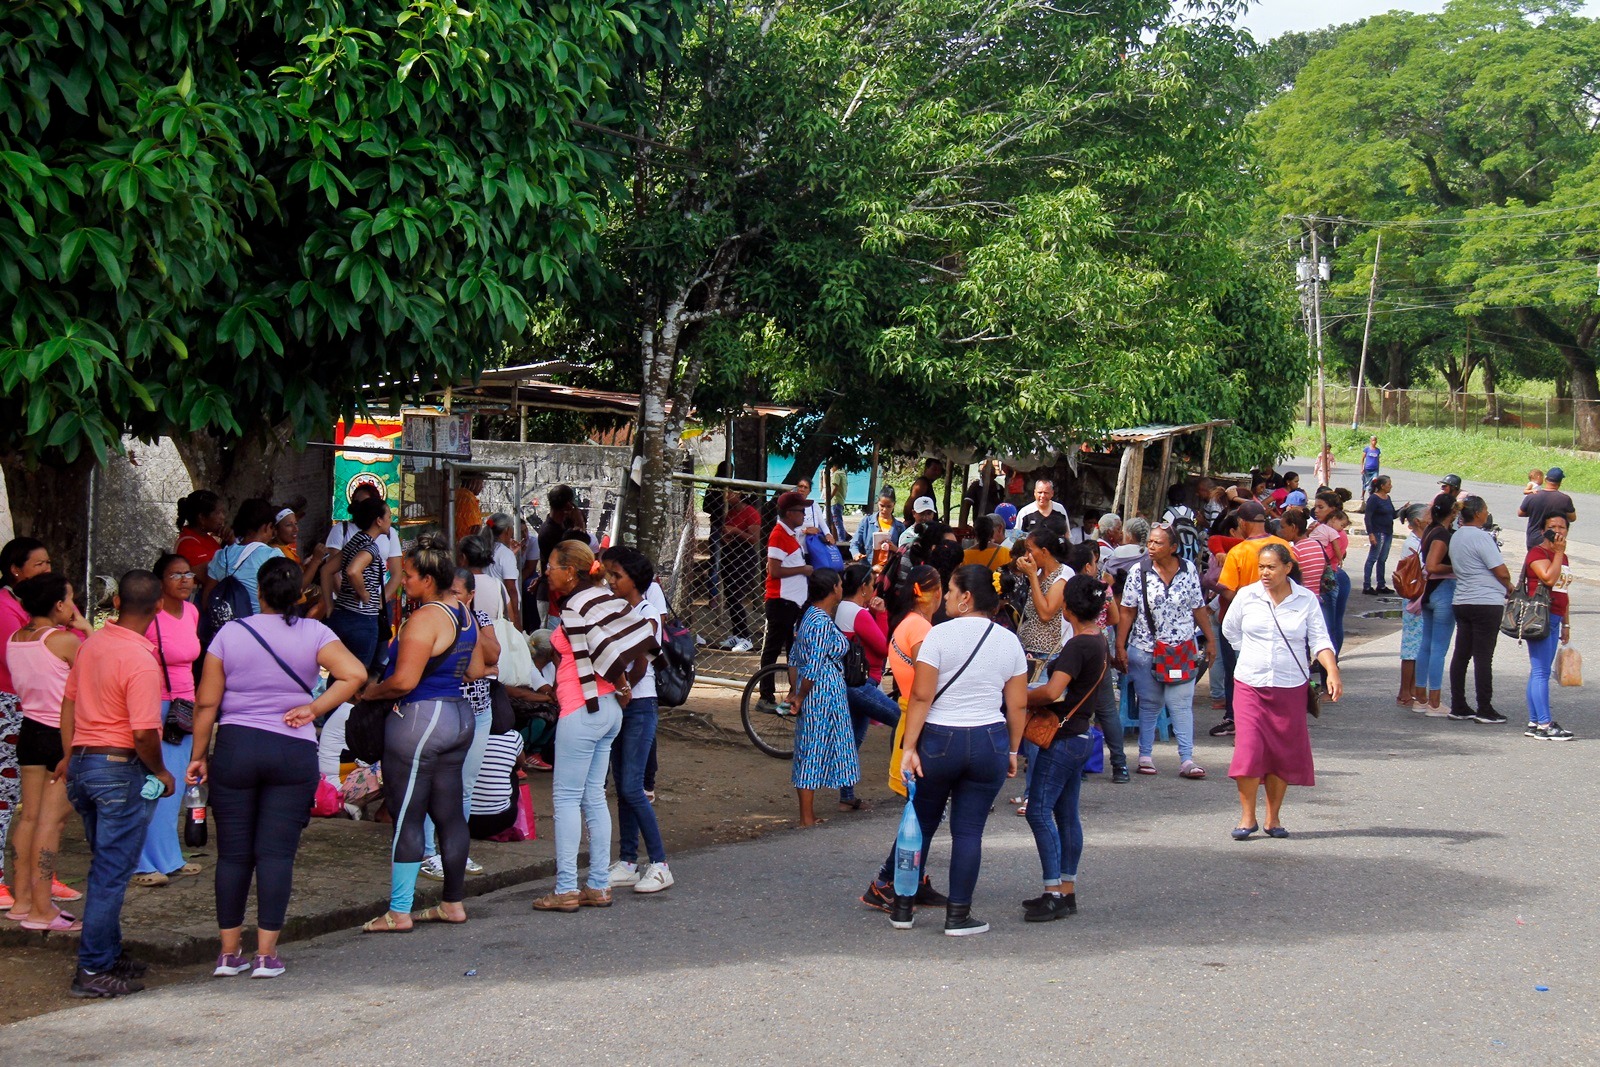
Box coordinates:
[741,663,798,759]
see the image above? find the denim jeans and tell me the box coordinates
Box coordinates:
[1208,644,1228,705]
[830,505,846,547]
[326,607,380,670]
[136,700,192,876]
[1094,634,1126,772]
[552,696,622,894]
[611,697,666,865]
[842,683,902,802]
[1326,568,1351,653]
[1363,533,1393,590]
[1361,470,1376,499]
[1416,579,1457,691]
[1024,731,1094,885]
[1219,632,1240,719]
[1526,613,1564,725]
[66,753,158,972]
[423,705,492,858]
[902,721,1009,906]
[1126,645,1197,762]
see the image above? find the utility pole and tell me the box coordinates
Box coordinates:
[1352,233,1381,429]
[1311,227,1328,462]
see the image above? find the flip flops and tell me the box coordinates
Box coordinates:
[131,872,169,888]
[21,911,81,932]
[1179,761,1207,779]
[362,912,414,933]
[411,905,467,925]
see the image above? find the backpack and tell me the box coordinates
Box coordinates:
[653,615,697,707]
[1392,549,1425,600]
[1169,514,1205,566]
[200,542,264,650]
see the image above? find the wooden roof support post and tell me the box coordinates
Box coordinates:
[1123,442,1146,521]
[1156,436,1173,505]
[1202,426,1214,476]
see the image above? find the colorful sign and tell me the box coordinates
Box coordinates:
[333,418,403,521]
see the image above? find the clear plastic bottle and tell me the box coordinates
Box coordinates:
[183,784,208,848]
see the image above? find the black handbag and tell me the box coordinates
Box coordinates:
[843,636,869,688]
[1501,563,1552,643]
[1267,600,1322,718]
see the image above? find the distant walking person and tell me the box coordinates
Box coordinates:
[1361,476,1397,595]
[57,571,170,998]
[1223,545,1341,840]
[188,558,366,977]
[1358,435,1381,502]
[1446,497,1511,725]
[1413,494,1460,715]
[760,492,814,708]
[1517,467,1576,550]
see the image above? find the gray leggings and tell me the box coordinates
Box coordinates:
[385,699,474,903]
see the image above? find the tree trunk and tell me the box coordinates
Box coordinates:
[1513,307,1600,450]
[1384,341,1409,389]
[171,423,294,514]
[1,453,96,597]
[777,401,847,489]
[633,299,682,561]
[1481,352,1499,420]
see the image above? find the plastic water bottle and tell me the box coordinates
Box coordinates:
[892,777,922,899]
[183,784,208,848]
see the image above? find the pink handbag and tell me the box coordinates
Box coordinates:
[490,785,537,842]
[310,775,342,818]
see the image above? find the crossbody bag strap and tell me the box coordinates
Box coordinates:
[236,620,315,696]
[154,613,173,692]
[1266,600,1312,685]
[1053,659,1109,725]
[1138,561,1155,642]
[932,621,995,705]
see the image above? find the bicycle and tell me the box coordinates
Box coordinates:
[740,662,797,759]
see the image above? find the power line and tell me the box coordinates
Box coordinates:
[1286,203,1600,228]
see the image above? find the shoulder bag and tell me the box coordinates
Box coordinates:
[1266,597,1321,718]
[153,615,196,742]
[1139,561,1200,684]
[1023,654,1108,748]
[1500,560,1552,643]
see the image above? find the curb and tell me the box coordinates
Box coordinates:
[0,851,583,966]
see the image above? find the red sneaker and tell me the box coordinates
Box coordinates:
[0,882,12,910]
[527,755,554,772]
[51,878,82,902]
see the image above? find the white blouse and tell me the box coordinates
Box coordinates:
[1222,582,1334,688]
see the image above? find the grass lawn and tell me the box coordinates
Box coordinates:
[1287,423,1600,495]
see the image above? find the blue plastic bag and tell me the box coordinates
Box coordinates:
[805,534,845,572]
[1085,725,1105,774]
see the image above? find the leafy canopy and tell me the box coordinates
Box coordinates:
[0,0,689,462]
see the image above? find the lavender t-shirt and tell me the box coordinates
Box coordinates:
[209,615,336,742]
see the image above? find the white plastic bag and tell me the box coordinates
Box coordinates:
[493,617,535,687]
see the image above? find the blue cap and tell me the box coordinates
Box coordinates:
[995,503,1018,529]
[1546,467,1565,483]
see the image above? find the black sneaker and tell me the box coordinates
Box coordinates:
[1111,765,1131,784]
[1361,586,1376,596]
[890,895,916,930]
[1525,722,1544,737]
[110,953,149,980]
[1023,892,1077,923]
[943,908,990,937]
[860,879,893,913]
[70,968,145,999]
[913,876,949,909]
[1538,722,1575,741]
[1472,709,1508,725]
[1208,720,1235,737]
[1446,709,1475,721]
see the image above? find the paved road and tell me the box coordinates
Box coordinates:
[8,463,1599,1064]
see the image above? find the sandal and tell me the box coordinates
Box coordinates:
[178,863,204,876]
[838,797,871,811]
[1179,761,1206,780]
[362,912,414,933]
[131,872,169,888]
[1015,801,1028,817]
[1137,757,1157,775]
[411,905,467,925]
[20,911,81,932]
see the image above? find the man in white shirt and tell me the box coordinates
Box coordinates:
[1016,478,1068,532]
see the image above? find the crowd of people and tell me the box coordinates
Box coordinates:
[0,445,1580,987]
[0,477,681,995]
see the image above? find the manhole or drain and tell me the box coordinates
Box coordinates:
[1359,609,1403,620]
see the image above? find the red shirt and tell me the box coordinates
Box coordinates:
[64,623,163,749]
[0,587,29,693]
[724,503,760,544]
[1525,545,1570,617]
[176,527,221,571]
[765,521,806,604]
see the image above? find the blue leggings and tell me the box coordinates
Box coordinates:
[1416,580,1457,692]
[1526,614,1563,725]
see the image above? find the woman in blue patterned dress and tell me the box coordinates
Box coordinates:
[787,569,859,826]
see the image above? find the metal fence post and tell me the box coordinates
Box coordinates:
[1546,398,1551,448]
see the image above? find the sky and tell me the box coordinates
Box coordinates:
[1233,0,1600,40]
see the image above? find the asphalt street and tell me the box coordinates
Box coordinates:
[5,462,1598,1064]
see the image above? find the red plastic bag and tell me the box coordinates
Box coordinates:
[310,775,342,818]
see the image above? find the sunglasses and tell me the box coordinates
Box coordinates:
[165,571,197,581]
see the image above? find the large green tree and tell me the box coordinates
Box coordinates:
[543,0,1302,554]
[0,0,688,553]
[1257,0,1600,445]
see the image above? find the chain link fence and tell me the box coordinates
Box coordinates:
[654,472,793,688]
[1304,385,1600,450]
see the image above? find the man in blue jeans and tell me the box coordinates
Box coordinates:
[53,571,171,998]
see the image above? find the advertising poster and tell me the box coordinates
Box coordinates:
[332,417,403,521]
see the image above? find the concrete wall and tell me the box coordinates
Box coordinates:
[470,441,632,540]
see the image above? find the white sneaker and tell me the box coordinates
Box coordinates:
[418,855,445,881]
[608,860,641,887]
[465,857,484,875]
[634,862,674,894]
[732,638,754,653]
[717,636,740,651]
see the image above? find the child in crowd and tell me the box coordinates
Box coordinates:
[1524,469,1544,495]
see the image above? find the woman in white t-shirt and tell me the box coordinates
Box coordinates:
[891,564,1028,936]
[599,547,674,895]
[484,513,524,630]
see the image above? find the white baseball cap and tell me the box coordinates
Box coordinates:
[913,496,937,514]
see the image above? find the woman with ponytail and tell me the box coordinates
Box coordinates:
[176,491,228,599]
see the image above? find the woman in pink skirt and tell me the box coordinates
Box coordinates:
[1221,543,1342,840]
